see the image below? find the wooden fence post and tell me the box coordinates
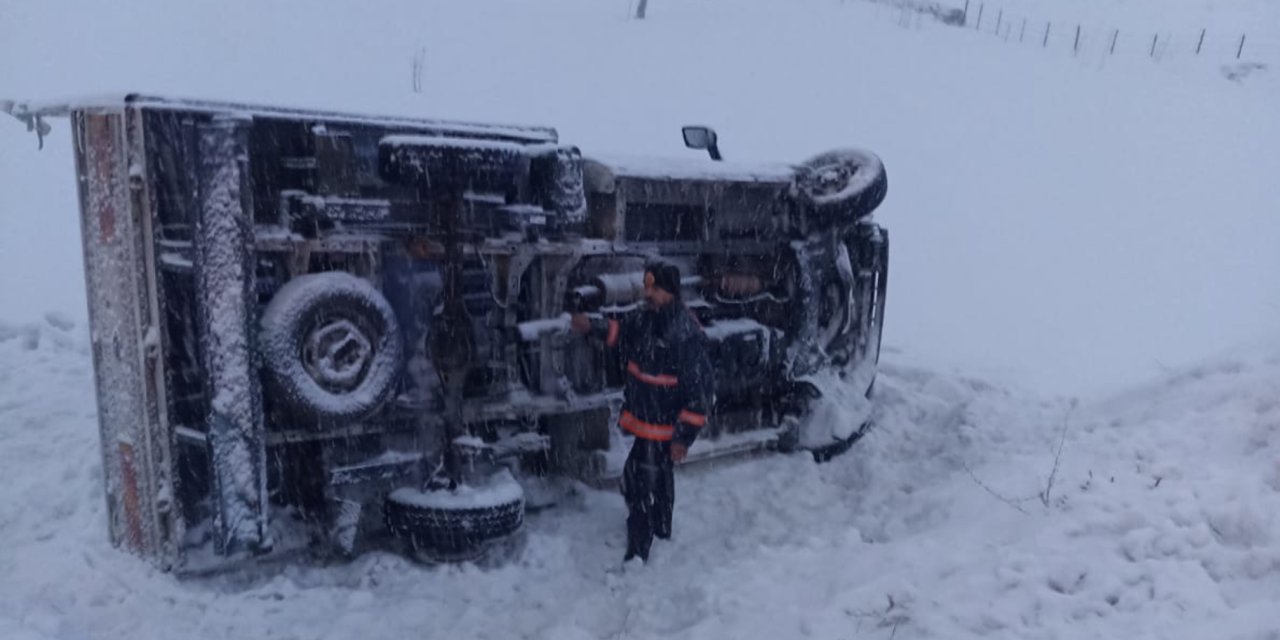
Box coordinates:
[996,9,1002,35]
[1195,28,1206,55]
[963,0,970,27]
[1020,18,1027,43]
[976,4,984,31]
[1074,25,1081,55]
[1237,33,1246,59]
[1043,22,1051,48]
[1110,29,1118,55]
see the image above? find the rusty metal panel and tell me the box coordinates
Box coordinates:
[125,106,185,569]
[73,110,170,563]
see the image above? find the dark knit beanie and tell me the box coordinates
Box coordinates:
[645,261,682,299]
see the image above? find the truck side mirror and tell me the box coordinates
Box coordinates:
[682,126,722,161]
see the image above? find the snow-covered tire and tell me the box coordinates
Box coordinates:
[794,149,887,224]
[259,272,404,426]
[385,470,526,562]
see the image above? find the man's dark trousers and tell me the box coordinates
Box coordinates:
[621,438,674,561]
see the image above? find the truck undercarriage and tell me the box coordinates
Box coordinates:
[6,96,888,571]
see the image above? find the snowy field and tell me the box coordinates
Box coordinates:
[3,318,1278,639]
[1,0,1279,638]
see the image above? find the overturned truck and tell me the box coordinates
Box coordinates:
[13,96,888,571]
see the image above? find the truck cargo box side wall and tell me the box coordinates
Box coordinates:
[73,109,183,568]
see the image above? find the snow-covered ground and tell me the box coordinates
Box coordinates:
[3,316,1278,639]
[1,0,1278,638]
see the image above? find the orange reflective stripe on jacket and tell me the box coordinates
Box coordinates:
[606,319,620,347]
[678,409,706,427]
[619,411,674,441]
[627,361,679,387]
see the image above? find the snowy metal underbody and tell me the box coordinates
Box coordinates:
[42,95,888,572]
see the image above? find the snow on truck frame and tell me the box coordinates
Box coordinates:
[5,95,888,572]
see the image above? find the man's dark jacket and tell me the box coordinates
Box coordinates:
[593,305,714,446]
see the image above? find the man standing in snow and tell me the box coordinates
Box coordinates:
[571,261,714,564]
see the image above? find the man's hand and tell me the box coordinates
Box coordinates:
[570,312,592,335]
[670,442,688,463]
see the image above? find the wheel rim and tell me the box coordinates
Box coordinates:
[301,316,376,393]
[803,161,855,198]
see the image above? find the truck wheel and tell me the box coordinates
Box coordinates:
[260,272,404,426]
[385,470,526,563]
[794,149,887,224]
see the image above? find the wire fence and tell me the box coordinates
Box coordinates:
[866,0,1279,67]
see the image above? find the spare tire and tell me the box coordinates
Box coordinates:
[794,149,887,224]
[386,470,526,562]
[260,272,404,426]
